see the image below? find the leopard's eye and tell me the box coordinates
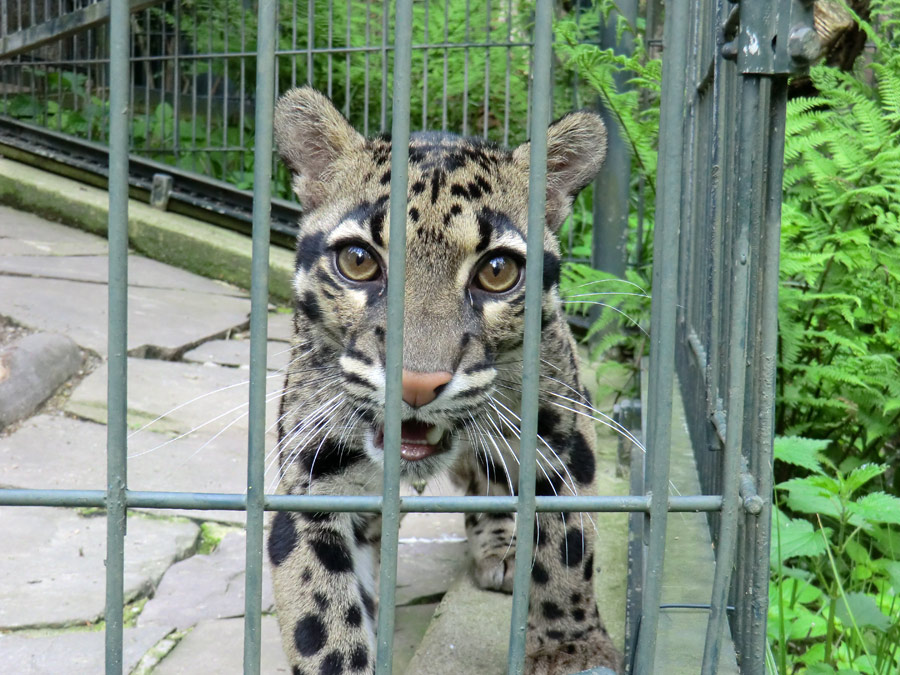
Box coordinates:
[336,244,380,282]
[475,254,521,293]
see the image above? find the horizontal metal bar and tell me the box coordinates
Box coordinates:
[0,0,161,59]
[0,489,723,513]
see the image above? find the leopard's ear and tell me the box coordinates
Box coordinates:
[513,111,607,232]
[274,87,365,210]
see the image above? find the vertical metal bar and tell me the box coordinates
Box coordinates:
[173,0,181,167]
[506,0,551,671]
[462,0,469,136]
[422,0,429,129]
[105,0,130,671]
[632,0,689,670]
[591,0,636,279]
[441,0,448,131]
[327,0,333,98]
[307,0,314,85]
[242,0,277,672]
[380,0,388,132]
[482,0,490,139]
[363,0,370,135]
[344,0,351,118]
[699,75,760,675]
[374,1,413,672]
[190,0,197,172]
[503,0,511,145]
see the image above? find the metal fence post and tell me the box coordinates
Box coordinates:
[105,0,130,671]
[374,1,413,672]
[243,0,277,672]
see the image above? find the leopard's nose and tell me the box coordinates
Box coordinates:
[401,370,452,408]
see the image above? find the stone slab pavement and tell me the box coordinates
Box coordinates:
[0,207,475,673]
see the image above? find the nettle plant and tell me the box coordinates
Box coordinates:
[770,436,900,674]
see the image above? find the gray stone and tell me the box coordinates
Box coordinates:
[0,276,249,358]
[0,206,108,256]
[0,333,82,428]
[152,616,291,674]
[0,415,254,524]
[139,532,274,629]
[183,339,291,372]
[393,604,439,674]
[0,624,171,675]
[0,254,247,297]
[0,507,198,630]
[403,572,511,675]
[267,311,294,342]
[396,540,468,607]
[65,358,282,440]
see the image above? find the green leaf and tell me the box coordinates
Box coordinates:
[843,464,888,496]
[780,477,844,520]
[850,492,900,526]
[771,509,828,565]
[773,435,829,474]
[787,606,829,639]
[834,592,892,633]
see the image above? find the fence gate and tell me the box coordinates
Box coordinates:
[0,0,815,673]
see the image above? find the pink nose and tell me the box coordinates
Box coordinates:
[401,370,452,408]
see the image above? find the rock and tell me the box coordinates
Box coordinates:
[0,254,247,297]
[0,415,253,524]
[139,532,274,630]
[0,333,82,429]
[152,616,291,674]
[0,624,171,674]
[65,358,281,439]
[0,206,108,256]
[0,276,249,358]
[0,508,198,630]
[183,339,292,372]
[267,311,295,342]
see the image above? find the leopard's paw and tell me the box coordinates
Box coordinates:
[472,553,516,593]
[525,632,622,675]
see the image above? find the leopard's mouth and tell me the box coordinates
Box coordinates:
[373,421,450,462]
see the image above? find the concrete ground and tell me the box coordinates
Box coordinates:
[0,204,629,674]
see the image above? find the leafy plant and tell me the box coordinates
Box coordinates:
[777,0,900,478]
[770,436,900,674]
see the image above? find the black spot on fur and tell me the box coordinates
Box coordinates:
[350,644,368,670]
[344,372,376,390]
[411,180,426,194]
[319,651,343,675]
[532,562,550,584]
[293,667,308,675]
[361,587,376,620]
[450,203,462,216]
[267,512,296,566]
[300,511,333,523]
[294,614,327,656]
[567,432,596,484]
[474,175,493,195]
[542,601,565,620]
[430,169,445,204]
[409,207,420,222]
[301,567,312,583]
[450,183,470,200]
[571,593,582,605]
[565,644,576,654]
[380,170,392,185]
[535,474,562,496]
[370,209,386,247]
[537,408,560,440]
[345,347,373,366]
[313,592,329,612]
[584,552,594,580]
[464,513,478,528]
[298,291,321,322]
[466,181,483,199]
[301,440,365,480]
[572,608,586,622]
[560,528,585,567]
[296,231,325,272]
[346,604,362,627]
[310,533,354,573]
[546,629,565,640]
[542,250,561,290]
[475,212,492,253]
[373,325,385,341]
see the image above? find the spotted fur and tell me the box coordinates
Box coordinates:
[269,87,621,674]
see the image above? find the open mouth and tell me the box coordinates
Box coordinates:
[373,421,447,462]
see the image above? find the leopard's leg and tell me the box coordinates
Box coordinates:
[269,509,380,674]
[523,408,622,675]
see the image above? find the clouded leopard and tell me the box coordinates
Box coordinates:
[267,86,621,674]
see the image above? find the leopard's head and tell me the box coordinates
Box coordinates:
[275,87,606,480]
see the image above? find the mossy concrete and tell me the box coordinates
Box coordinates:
[0,157,295,302]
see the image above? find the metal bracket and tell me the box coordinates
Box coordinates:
[150,173,173,211]
[721,0,819,74]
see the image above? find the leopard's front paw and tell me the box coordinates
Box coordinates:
[472,553,516,593]
[525,632,622,675]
